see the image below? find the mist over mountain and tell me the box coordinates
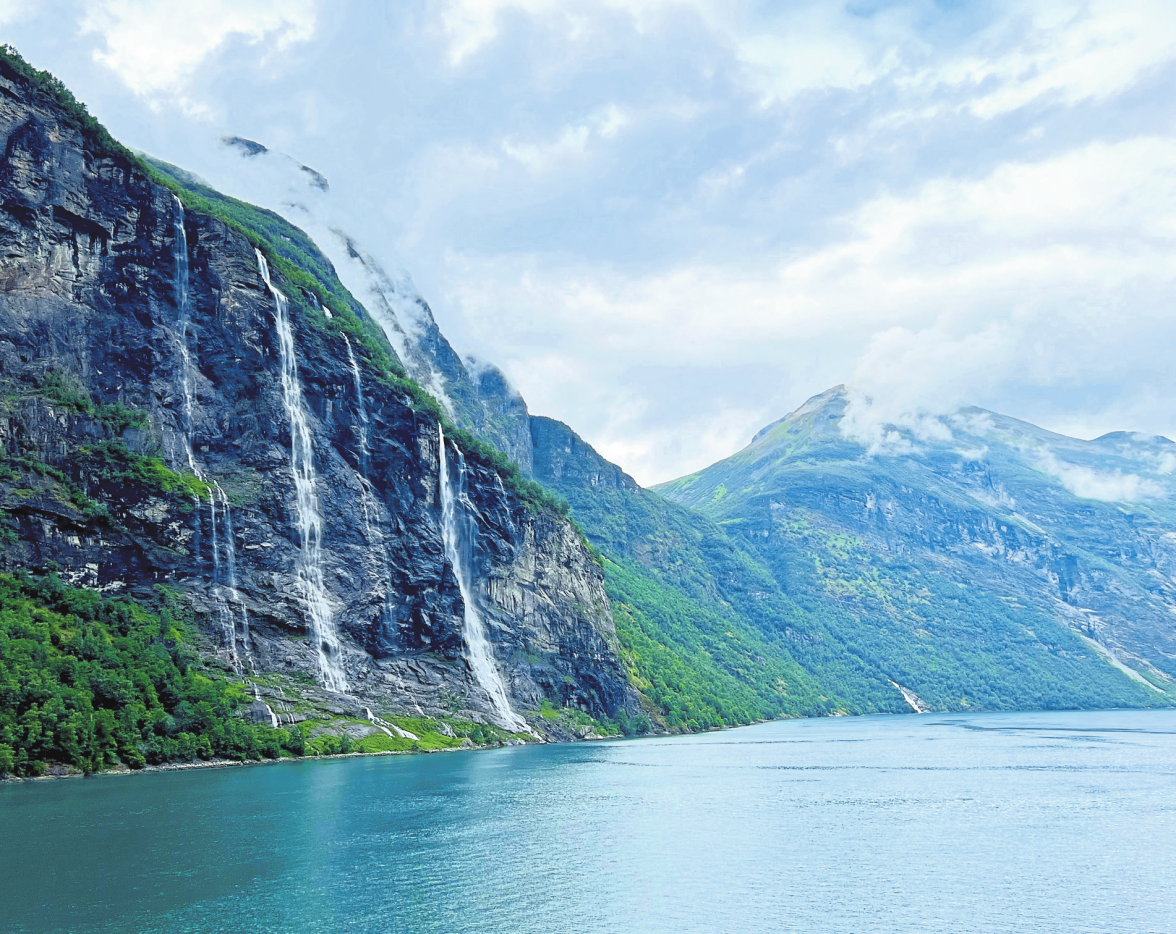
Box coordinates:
[657,385,1176,701]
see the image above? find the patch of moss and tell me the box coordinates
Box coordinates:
[353,733,417,754]
[78,439,209,501]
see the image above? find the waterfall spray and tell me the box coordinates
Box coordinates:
[256,251,347,693]
[344,335,370,473]
[216,482,250,660]
[437,425,526,730]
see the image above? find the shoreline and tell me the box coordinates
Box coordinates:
[0,717,729,785]
[0,733,542,784]
[5,705,1171,785]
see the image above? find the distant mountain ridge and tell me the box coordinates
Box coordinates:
[655,385,1176,701]
[1,41,1168,789]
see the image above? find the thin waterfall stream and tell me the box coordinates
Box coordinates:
[172,197,245,671]
[256,251,347,693]
[344,335,397,629]
[437,425,526,731]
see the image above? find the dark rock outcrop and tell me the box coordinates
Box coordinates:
[0,59,638,730]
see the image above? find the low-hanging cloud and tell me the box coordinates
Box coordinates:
[1036,449,1166,502]
[80,0,316,110]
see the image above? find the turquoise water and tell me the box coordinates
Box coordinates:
[2,709,1175,933]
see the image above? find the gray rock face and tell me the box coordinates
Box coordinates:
[309,229,536,475]
[531,416,640,494]
[0,63,637,729]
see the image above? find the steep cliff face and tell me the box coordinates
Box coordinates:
[208,138,537,475]
[0,58,636,732]
[531,416,640,495]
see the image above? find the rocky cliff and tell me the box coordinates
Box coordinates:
[210,135,537,475]
[0,54,637,735]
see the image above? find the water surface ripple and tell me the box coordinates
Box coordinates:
[3,709,1174,933]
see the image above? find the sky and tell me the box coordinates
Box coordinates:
[3,0,1176,485]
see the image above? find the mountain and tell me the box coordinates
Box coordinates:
[204,135,537,474]
[1,47,1170,781]
[655,385,1176,708]
[531,415,851,727]
[0,48,639,778]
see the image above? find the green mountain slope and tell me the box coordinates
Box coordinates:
[530,416,945,724]
[656,386,1176,710]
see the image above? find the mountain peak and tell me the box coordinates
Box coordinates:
[750,384,848,446]
[1091,430,1175,447]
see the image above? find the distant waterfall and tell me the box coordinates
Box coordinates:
[344,335,370,473]
[172,197,244,670]
[256,251,347,693]
[344,335,397,628]
[171,198,199,477]
[216,482,250,666]
[437,425,525,730]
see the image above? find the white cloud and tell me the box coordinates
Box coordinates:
[0,0,34,26]
[929,0,1176,118]
[441,132,1176,480]
[1036,449,1165,502]
[438,0,570,65]
[500,105,629,172]
[80,0,316,110]
[438,0,1176,120]
[438,0,907,97]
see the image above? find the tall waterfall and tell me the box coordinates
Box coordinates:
[344,335,370,473]
[216,482,250,665]
[256,251,347,693]
[172,198,243,670]
[344,335,397,628]
[437,425,526,730]
[171,198,199,476]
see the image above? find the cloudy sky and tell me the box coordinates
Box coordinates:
[4,0,1176,484]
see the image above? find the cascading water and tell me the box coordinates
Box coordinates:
[216,482,250,663]
[437,425,526,731]
[172,197,199,477]
[344,335,370,473]
[256,251,347,693]
[253,685,280,729]
[362,706,419,740]
[172,198,241,670]
[206,487,239,671]
[344,335,397,628]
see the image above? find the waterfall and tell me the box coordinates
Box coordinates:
[216,482,250,661]
[344,335,370,473]
[207,489,238,670]
[437,425,526,731]
[253,685,280,729]
[256,251,347,693]
[344,334,398,630]
[363,706,419,740]
[172,198,241,670]
[172,198,199,477]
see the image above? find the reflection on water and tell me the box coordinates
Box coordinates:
[2,709,1175,933]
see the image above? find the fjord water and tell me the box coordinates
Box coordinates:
[3,710,1174,934]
